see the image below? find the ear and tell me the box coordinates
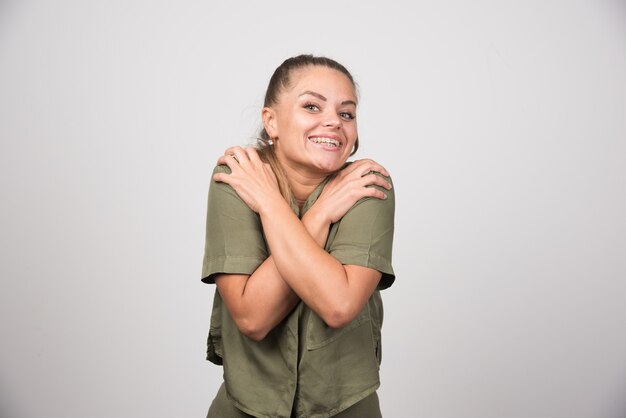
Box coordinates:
[262,107,278,138]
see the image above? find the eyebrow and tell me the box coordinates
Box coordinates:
[299,90,357,106]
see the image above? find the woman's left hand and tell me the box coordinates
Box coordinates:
[213,146,282,214]
[310,159,392,224]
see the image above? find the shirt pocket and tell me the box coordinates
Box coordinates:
[306,305,371,350]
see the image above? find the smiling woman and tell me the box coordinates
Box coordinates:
[263,66,359,180]
[201,55,396,418]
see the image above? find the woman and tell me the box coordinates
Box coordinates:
[202,55,395,418]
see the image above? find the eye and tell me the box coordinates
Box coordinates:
[340,111,355,121]
[303,103,320,112]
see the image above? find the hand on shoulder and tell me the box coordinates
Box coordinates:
[311,158,392,224]
[212,146,282,214]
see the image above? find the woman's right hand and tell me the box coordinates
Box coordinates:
[311,159,392,224]
[213,146,282,214]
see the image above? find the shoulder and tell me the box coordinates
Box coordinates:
[207,165,249,209]
[341,160,395,198]
[352,171,395,214]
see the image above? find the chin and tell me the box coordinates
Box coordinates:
[313,158,347,174]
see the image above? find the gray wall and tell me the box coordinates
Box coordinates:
[1,1,625,417]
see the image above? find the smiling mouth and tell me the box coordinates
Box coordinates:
[308,136,341,147]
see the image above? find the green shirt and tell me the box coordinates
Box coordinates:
[202,164,395,418]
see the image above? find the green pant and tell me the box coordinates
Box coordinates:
[207,383,382,418]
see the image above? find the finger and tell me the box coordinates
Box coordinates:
[216,154,234,166]
[214,154,242,174]
[220,154,240,164]
[245,148,275,179]
[338,160,365,176]
[358,159,389,177]
[359,161,389,178]
[360,173,393,190]
[213,172,229,183]
[345,159,390,178]
[243,147,262,165]
[223,146,245,155]
[223,146,251,165]
[361,185,388,200]
[232,150,253,167]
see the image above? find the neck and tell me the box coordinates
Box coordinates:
[281,162,328,208]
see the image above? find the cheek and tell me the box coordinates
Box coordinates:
[347,124,358,142]
[284,114,314,136]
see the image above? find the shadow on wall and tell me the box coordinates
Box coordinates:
[0,0,17,17]
[612,402,626,418]
[0,0,19,39]
[607,376,626,418]
[0,387,24,418]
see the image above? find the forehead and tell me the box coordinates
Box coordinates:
[284,66,357,102]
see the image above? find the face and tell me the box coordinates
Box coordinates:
[263,66,358,176]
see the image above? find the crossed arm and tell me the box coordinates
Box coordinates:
[211,147,392,341]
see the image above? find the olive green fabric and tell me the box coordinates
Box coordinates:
[207,382,382,418]
[201,164,395,418]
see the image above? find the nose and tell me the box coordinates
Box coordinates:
[323,113,341,128]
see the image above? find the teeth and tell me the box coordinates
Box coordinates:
[310,137,340,147]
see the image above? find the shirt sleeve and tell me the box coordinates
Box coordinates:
[201,165,268,284]
[328,173,396,290]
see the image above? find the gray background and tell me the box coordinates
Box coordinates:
[1,1,625,417]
